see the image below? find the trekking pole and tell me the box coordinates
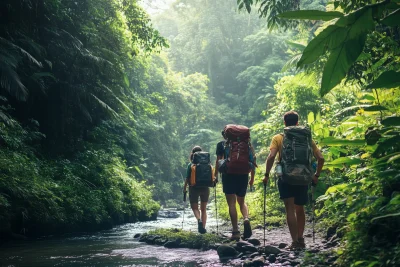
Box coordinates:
[312,182,316,243]
[182,190,187,230]
[214,182,218,234]
[263,183,266,247]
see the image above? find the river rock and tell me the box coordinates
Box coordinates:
[237,240,252,247]
[157,209,180,218]
[251,256,265,266]
[138,233,148,242]
[217,245,238,258]
[279,242,288,248]
[134,233,141,238]
[263,245,281,255]
[247,238,261,246]
[164,240,180,248]
[249,252,260,258]
[268,254,276,263]
[242,245,258,253]
[155,238,167,246]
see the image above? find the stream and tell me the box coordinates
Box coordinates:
[0,208,224,267]
[0,206,330,267]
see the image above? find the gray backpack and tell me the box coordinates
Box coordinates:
[281,126,313,185]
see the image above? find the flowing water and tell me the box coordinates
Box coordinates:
[0,208,226,267]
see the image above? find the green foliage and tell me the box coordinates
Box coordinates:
[148,228,223,247]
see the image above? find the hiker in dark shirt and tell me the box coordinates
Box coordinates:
[184,146,209,234]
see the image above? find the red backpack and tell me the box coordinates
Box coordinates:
[223,124,253,175]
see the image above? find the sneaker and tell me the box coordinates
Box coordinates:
[198,220,206,234]
[243,218,252,239]
[230,231,241,241]
[298,237,306,248]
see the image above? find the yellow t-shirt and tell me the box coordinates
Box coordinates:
[269,134,319,161]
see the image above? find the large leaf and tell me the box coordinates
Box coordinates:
[297,25,339,67]
[364,105,388,112]
[278,10,344,21]
[286,41,306,51]
[381,9,400,26]
[320,7,375,96]
[326,157,362,166]
[382,116,400,126]
[319,137,365,146]
[367,70,400,89]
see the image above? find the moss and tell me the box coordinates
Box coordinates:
[147,228,225,248]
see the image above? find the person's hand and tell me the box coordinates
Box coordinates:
[249,177,254,186]
[263,173,269,184]
[312,174,319,186]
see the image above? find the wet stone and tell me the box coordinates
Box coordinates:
[279,242,288,248]
[133,233,141,238]
[251,256,265,266]
[249,252,260,258]
[263,245,282,255]
[243,245,258,253]
[217,245,238,258]
[247,238,261,246]
[164,240,180,248]
[237,240,252,247]
[282,261,292,266]
[155,238,167,246]
[268,254,276,263]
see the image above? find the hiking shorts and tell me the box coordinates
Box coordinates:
[222,173,249,197]
[189,186,210,204]
[277,178,308,206]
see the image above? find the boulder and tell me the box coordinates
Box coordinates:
[138,234,147,242]
[217,245,238,258]
[247,238,261,246]
[237,240,252,247]
[164,240,180,248]
[263,245,281,255]
[242,245,258,253]
[157,209,180,218]
[249,252,260,258]
[268,254,276,263]
[251,256,265,266]
[133,233,141,238]
[278,243,287,248]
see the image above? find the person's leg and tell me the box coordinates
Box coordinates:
[200,201,207,228]
[295,205,305,239]
[236,196,249,219]
[283,197,298,242]
[294,185,308,248]
[190,202,200,220]
[225,194,238,231]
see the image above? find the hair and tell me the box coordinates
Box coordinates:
[221,130,226,139]
[284,110,299,126]
[190,145,202,161]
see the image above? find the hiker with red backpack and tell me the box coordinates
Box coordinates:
[215,125,257,240]
[262,111,324,249]
[184,146,216,234]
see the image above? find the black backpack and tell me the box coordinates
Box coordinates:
[190,152,215,187]
[281,126,313,185]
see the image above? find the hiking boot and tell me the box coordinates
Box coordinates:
[243,218,252,239]
[288,241,303,251]
[230,231,241,241]
[198,220,206,234]
[298,237,306,248]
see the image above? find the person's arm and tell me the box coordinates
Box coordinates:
[313,148,325,185]
[184,178,188,192]
[263,148,278,184]
[249,168,255,186]
[215,154,223,178]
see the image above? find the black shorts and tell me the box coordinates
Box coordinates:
[222,173,249,197]
[277,178,308,206]
[189,186,210,204]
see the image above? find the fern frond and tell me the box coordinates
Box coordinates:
[281,53,302,72]
[91,94,119,118]
[0,64,28,101]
